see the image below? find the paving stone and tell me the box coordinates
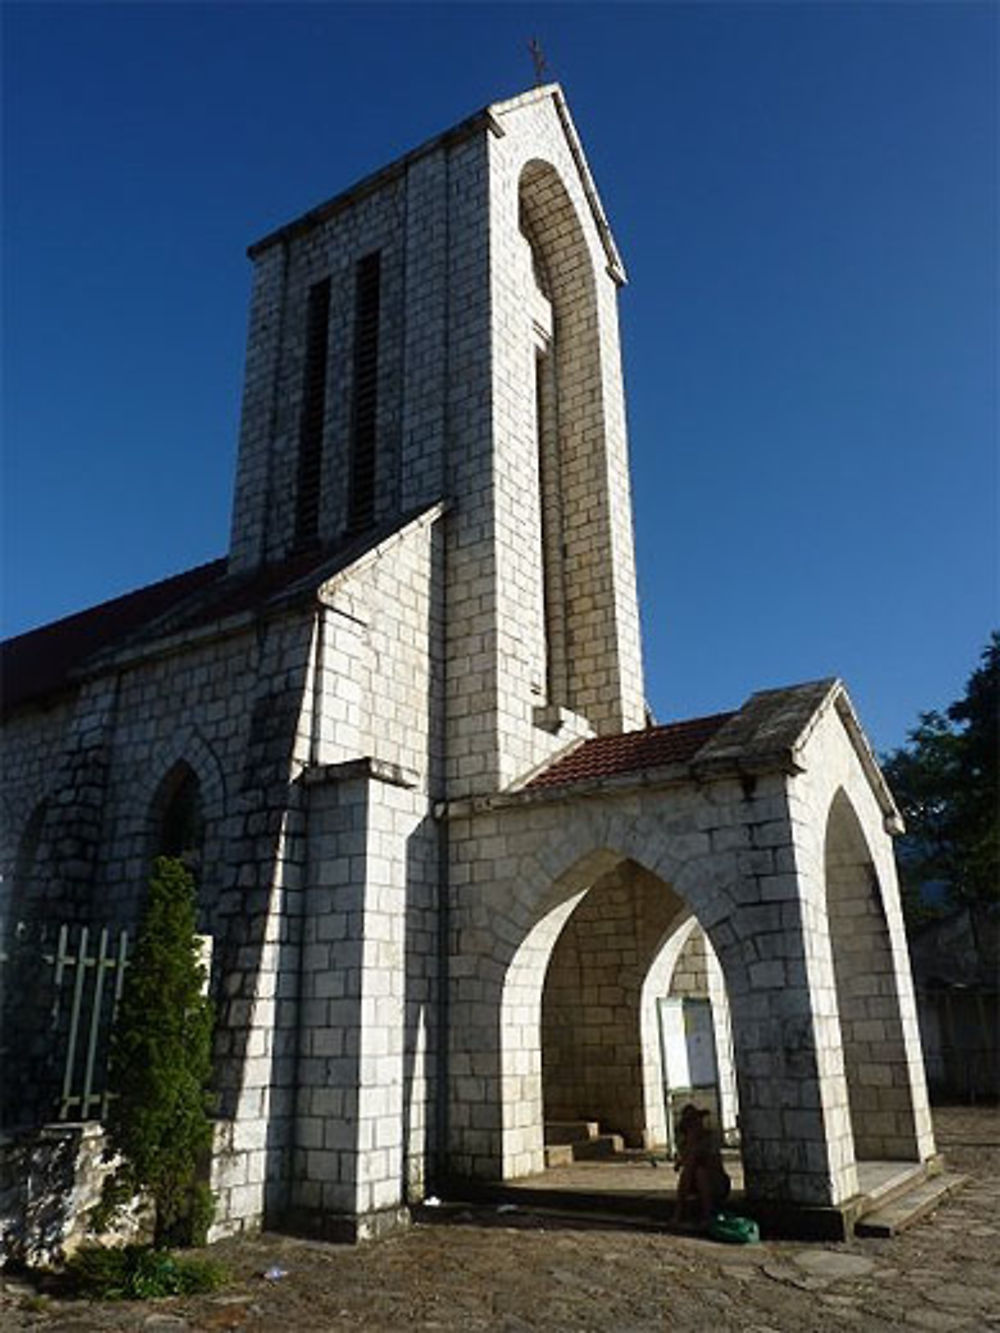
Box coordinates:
[922,1282,992,1312]
[819,1294,866,1321]
[762,1261,825,1291]
[718,1264,758,1283]
[903,1309,973,1332]
[791,1250,875,1281]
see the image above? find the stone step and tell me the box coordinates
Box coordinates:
[571,1132,626,1160]
[545,1120,601,1145]
[544,1144,575,1168]
[858,1162,927,1212]
[854,1172,968,1238]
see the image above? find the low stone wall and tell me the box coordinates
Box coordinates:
[0,1119,263,1266]
[0,1122,148,1267]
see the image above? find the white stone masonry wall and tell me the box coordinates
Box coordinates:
[310,506,444,787]
[289,768,435,1234]
[483,92,645,793]
[446,758,883,1206]
[230,178,410,570]
[785,699,935,1168]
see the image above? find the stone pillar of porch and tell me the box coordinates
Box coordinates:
[287,762,427,1240]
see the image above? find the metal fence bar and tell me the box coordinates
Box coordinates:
[80,927,110,1120]
[1,919,135,1129]
[59,925,90,1120]
[51,922,70,1030]
[101,929,130,1121]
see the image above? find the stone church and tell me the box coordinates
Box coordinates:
[1,85,935,1240]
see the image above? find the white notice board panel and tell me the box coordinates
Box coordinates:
[658,997,718,1090]
[683,998,718,1088]
[659,997,691,1088]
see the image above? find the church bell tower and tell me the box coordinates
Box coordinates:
[227,85,645,796]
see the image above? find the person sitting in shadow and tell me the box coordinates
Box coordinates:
[673,1103,731,1229]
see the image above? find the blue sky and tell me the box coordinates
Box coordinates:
[2,2,996,753]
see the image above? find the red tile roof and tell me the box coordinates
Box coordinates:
[525,711,735,789]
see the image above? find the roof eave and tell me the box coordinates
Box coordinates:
[439,743,806,819]
[247,107,503,259]
[830,686,905,835]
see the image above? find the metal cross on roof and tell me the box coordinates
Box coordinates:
[528,36,548,86]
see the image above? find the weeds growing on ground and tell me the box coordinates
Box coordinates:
[66,1244,227,1300]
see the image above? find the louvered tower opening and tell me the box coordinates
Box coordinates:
[348,251,381,533]
[294,276,331,547]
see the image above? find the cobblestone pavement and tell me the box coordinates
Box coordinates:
[2,1105,998,1332]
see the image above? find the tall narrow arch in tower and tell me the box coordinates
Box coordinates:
[517,159,610,723]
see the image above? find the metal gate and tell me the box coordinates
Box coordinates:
[0,921,130,1126]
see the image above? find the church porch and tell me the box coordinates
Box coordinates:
[441,681,935,1235]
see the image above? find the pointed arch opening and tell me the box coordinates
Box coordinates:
[517,160,611,725]
[825,788,920,1160]
[148,761,208,930]
[640,915,740,1154]
[152,761,205,867]
[498,852,741,1191]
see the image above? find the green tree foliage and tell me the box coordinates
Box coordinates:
[102,857,215,1247]
[882,634,999,923]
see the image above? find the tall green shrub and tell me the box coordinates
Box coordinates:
[102,856,215,1247]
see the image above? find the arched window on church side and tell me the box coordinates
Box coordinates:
[7,799,48,934]
[153,762,205,878]
[147,761,215,1002]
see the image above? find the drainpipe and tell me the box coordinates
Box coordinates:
[434,807,450,1191]
[285,605,324,1223]
[431,142,455,1195]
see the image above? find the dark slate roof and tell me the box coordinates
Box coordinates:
[1,559,227,715]
[691,678,838,773]
[1,505,442,716]
[525,712,735,789]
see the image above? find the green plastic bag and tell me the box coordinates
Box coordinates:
[708,1211,760,1244]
